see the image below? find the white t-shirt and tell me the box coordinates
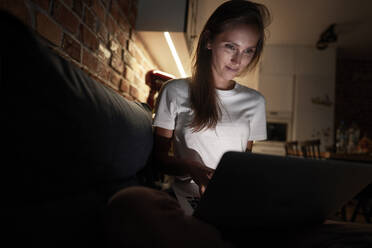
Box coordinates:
[153,78,267,170]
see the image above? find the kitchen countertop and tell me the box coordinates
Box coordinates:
[322,152,372,163]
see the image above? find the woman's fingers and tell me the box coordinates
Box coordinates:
[199,185,206,195]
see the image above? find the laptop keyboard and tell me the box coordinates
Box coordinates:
[186,196,200,210]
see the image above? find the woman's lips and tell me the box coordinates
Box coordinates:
[226,66,239,72]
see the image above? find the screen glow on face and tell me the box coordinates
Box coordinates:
[207,24,259,86]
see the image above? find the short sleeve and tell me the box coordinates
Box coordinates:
[153,81,178,130]
[249,95,267,141]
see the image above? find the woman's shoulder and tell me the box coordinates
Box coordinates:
[156,78,191,105]
[236,83,266,102]
[161,78,191,92]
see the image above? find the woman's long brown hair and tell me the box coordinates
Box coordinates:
[189,0,271,132]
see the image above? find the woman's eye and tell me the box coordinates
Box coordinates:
[225,44,236,51]
[244,49,255,55]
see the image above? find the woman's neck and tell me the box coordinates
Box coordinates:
[214,79,235,90]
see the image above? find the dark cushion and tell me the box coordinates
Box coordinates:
[1,11,153,246]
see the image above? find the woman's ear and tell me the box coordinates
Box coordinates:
[206,42,212,50]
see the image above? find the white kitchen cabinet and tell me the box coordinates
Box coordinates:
[260,45,295,75]
[258,45,295,113]
[259,74,294,113]
[256,45,336,154]
[292,75,335,151]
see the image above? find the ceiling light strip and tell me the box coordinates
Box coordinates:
[164,32,187,78]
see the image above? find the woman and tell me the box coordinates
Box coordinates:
[153,0,271,195]
[106,1,271,247]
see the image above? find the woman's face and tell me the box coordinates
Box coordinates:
[207,24,260,88]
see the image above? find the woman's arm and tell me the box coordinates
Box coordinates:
[153,127,214,193]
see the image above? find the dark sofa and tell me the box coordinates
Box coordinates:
[2,11,154,247]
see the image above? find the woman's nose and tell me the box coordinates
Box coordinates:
[231,52,242,65]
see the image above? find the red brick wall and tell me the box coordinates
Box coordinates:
[335,59,372,138]
[1,0,158,102]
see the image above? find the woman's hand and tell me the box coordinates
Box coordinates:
[188,161,214,195]
[153,127,215,194]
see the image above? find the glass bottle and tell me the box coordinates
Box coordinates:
[336,121,346,153]
[353,122,361,146]
[346,123,354,153]
[346,121,361,154]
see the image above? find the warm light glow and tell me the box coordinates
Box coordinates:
[164,32,187,78]
[153,70,175,79]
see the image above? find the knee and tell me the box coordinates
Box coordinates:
[107,186,182,217]
[104,186,184,247]
[104,186,228,248]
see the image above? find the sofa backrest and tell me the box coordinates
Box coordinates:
[2,10,153,205]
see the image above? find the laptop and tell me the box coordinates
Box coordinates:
[172,152,372,232]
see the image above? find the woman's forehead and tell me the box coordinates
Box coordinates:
[213,24,260,47]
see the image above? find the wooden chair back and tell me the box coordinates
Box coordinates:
[285,141,301,157]
[301,139,321,159]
